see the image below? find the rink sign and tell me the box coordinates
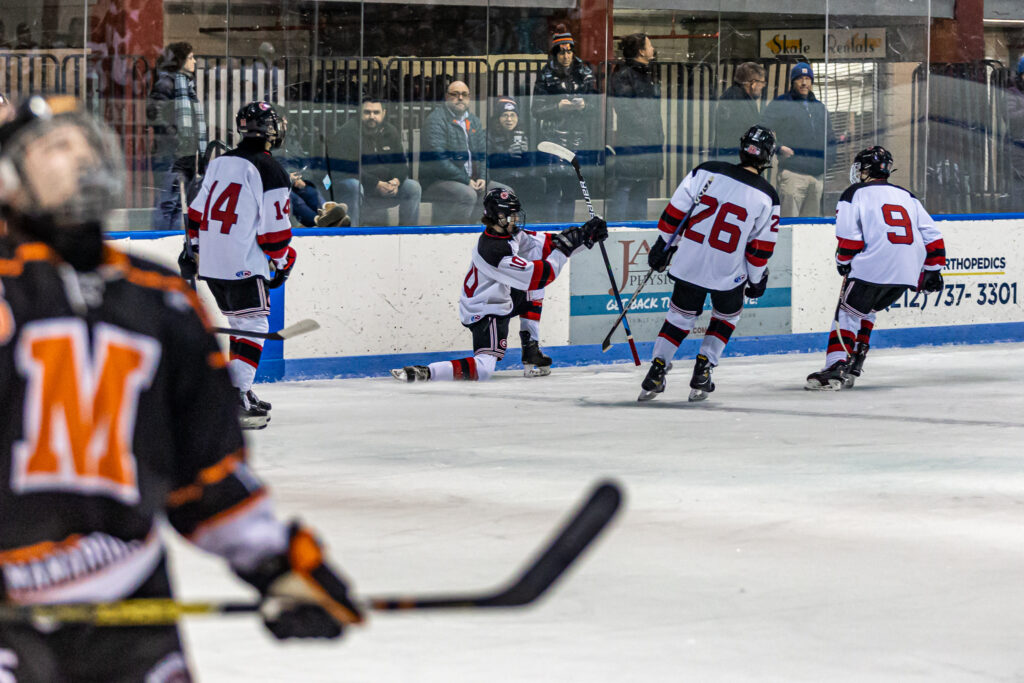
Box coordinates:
[569,229,793,345]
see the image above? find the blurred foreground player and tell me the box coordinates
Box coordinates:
[391,187,607,382]
[638,124,780,402]
[0,96,361,682]
[805,146,945,389]
[180,101,296,429]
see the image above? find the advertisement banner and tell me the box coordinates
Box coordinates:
[759,28,886,60]
[569,228,793,345]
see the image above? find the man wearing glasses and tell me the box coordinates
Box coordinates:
[420,80,490,225]
[714,62,766,164]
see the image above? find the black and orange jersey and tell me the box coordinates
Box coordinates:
[0,239,274,605]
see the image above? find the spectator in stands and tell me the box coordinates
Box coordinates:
[0,21,9,49]
[66,17,85,49]
[486,97,540,211]
[15,23,37,50]
[608,33,663,222]
[331,97,421,226]
[1008,56,1024,212]
[420,80,489,225]
[761,62,838,217]
[147,42,207,230]
[532,25,598,223]
[289,170,327,227]
[715,62,766,163]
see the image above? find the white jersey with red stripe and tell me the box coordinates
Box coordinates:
[458,227,567,325]
[660,161,780,291]
[834,180,945,287]
[187,143,293,281]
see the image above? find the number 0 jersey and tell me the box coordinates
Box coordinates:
[458,228,566,325]
[0,241,286,605]
[187,143,293,281]
[660,161,781,291]
[835,181,945,287]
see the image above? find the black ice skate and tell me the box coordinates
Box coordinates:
[843,343,869,389]
[391,365,431,382]
[247,389,271,411]
[805,360,850,391]
[688,354,715,402]
[637,357,668,402]
[238,391,270,430]
[520,331,552,377]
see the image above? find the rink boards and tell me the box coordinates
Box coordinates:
[112,215,1024,381]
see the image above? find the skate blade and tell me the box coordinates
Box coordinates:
[523,364,552,377]
[390,368,411,382]
[804,378,843,391]
[240,414,270,430]
[637,388,661,402]
[688,388,709,402]
[842,376,856,389]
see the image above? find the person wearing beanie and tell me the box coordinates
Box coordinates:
[1007,55,1024,211]
[486,96,542,207]
[761,61,839,217]
[532,25,598,223]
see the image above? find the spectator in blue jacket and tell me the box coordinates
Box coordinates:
[761,62,838,217]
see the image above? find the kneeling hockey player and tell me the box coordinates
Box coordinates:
[805,145,946,389]
[392,187,607,382]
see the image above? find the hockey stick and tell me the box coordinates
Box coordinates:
[599,177,714,352]
[179,176,197,291]
[538,141,640,365]
[0,481,622,626]
[212,318,320,341]
[833,274,851,356]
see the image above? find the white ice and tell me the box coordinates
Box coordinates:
[169,343,1024,682]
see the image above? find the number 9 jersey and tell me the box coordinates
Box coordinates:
[834,180,945,287]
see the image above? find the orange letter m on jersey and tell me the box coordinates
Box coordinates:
[12,320,161,505]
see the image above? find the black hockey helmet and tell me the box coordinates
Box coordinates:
[236,100,285,149]
[738,124,776,172]
[482,187,523,234]
[852,145,894,181]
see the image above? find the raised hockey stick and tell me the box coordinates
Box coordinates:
[599,177,714,352]
[538,141,640,365]
[212,318,320,341]
[0,481,622,627]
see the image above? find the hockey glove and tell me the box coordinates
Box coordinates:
[836,262,851,277]
[581,216,609,248]
[744,268,769,299]
[918,269,943,292]
[551,226,587,256]
[177,246,198,281]
[236,523,364,640]
[267,246,297,289]
[647,235,677,273]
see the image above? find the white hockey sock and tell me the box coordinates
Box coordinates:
[652,302,698,362]
[697,308,741,367]
[427,353,498,381]
[825,305,864,367]
[519,317,540,342]
[227,314,269,393]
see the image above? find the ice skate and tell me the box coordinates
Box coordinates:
[520,331,552,377]
[238,391,270,430]
[637,357,668,402]
[843,343,869,388]
[391,365,431,382]
[247,389,271,411]
[688,354,715,402]
[805,360,850,391]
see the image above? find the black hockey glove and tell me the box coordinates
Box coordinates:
[647,235,677,273]
[551,226,587,256]
[267,246,297,289]
[744,268,769,299]
[581,216,608,248]
[177,246,198,281]
[918,269,943,292]
[236,523,364,640]
[836,262,851,277]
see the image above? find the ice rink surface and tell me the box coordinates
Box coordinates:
[169,343,1024,682]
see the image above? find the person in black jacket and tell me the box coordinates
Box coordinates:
[486,97,541,209]
[761,62,839,217]
[532,26,598,223]
[608,33,664,221]
[330,98,421,226]
[715,62,766,164]
[1008,56,1024,212]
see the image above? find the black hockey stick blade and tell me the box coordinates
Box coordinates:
[370,480,623,611]
[212,318,320,341]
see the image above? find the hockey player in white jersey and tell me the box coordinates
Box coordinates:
[391,187,607,382]
[638,124,780,402]
[806,145,945,390]
[179,101,296,428]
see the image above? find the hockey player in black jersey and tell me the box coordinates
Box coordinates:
[0,96,362,683]
[638,125,780,402]
[392,187,607,382]
[179,101,296,429]
[805,146,946,390]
